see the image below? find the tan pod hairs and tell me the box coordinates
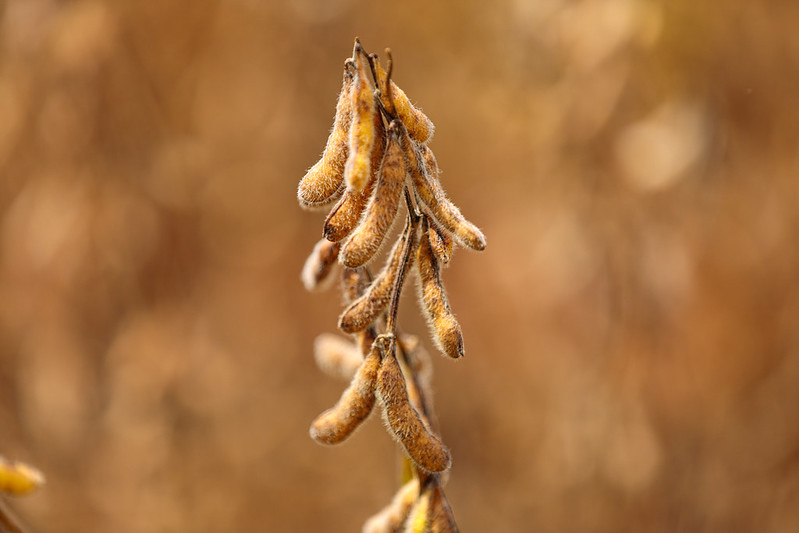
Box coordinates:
[339,212,416,334]
[426,218,453,266]
[297,59,354,209]
[345,45,378,192]
[310,339,381,445]
[340,120,406,268]
[416,220,464,359]
[325,95,386,242]
[373,57,434,143]
[324,172,376,242]
[376,337,451,473]
[341,267,368,303]
[411,142,486,252]
[404,481,458,533]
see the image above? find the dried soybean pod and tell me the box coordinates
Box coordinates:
[415,219,464,359]
[404,489,429,533]
[419,145,485,251]
[374,51,435,143]
[345,44,378,192]
[340,120,406,268]
[397,336,435,422]
[341,267,368,304]
[356,327,378,357]
[310,339,381,445]
[427,218,453,266]
[301,238,341,291]
[341,268,377,359]
[298,59,355,209]
[343,267,381,364]
[341,263,380,363]
[404,482,458,533]
[376,337,451,473]
[362,478,420,533]
[325,97,386,242]
[339,216,416,333]
[0,458,45,495]
[324,172,376,242]
[402,136,485,252]
[314,333,363,381]
[427,483,459,533]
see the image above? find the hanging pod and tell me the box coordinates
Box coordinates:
[344,43,379,193]
[403,480,459,533]
[310,338,381,445]
[340,120,407,268]
[415,217,464,359]
[339,212,417,333]
[376,336,451,473]
[297,59,355,209]
[325,91,387,242]
[373,51,435,143]
[400,131,485,252]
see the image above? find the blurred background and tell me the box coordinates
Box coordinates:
[1,0,798,531]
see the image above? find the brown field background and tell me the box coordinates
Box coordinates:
[1,1,798,532]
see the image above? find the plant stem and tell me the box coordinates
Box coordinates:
[385,191,420,335]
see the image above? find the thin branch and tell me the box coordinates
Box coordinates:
[385,193,419,335]
[365,53,380,90]
[384,49,398,117]
[404,186,421,221]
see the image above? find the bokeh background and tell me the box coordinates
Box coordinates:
[1,0,798,531]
